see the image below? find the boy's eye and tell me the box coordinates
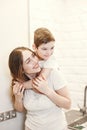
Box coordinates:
[32,53,35,57]
[41,47,54,50]
[51,47,54,50]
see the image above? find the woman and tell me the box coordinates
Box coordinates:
[8,46,71,130]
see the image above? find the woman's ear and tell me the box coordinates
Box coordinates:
[32,44,37,51]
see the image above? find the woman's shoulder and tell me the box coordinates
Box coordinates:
[49,69,68,89]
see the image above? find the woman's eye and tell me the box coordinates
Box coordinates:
[42,48,47,50]
[26,59,30,64]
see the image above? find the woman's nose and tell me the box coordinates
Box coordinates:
[32,56,39,63]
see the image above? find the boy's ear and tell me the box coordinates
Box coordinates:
[32,44,37,51]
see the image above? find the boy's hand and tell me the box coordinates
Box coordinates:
[32,74,51,95]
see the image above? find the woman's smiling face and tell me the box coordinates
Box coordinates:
[22,50,41,75]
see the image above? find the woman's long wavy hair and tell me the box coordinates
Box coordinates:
[8,46,35,103]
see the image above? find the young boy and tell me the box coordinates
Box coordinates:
[14,27,58,89]
[33,27,58,77]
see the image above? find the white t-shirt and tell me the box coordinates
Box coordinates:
[23,69,68,130]
[39,55,59,69]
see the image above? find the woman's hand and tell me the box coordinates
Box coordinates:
[12,81,25,112]
[32,75,51,95]
[13,81,24,101]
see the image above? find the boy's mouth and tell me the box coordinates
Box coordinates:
[44,55,50,59]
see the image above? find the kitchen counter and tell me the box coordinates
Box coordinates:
[65,109,82,125]
[65,109,87,130]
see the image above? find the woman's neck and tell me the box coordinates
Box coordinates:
[27,73,37,79]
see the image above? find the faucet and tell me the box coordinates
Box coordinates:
[80,86,87,115]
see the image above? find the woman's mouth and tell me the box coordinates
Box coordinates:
[33,63,40,69]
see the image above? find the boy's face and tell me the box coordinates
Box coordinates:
[33,41,55,60]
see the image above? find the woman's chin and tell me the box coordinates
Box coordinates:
[38,67,41,72]
[35,67,41,73]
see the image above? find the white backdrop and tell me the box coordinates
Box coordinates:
[0,0,29,130]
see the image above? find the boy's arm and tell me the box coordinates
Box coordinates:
[39,68,52,79]
[23,69,52,88]
[39,55,58,79]
[23,80,41,93]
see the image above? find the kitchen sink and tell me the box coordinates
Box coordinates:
[65,109,87,130]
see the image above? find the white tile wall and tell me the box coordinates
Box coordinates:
[30,0,87,109]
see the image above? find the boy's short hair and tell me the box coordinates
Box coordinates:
[34,27,55,48]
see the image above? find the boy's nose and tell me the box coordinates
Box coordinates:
[46,50,52,55]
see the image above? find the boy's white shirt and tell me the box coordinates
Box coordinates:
[39,55,58,69]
